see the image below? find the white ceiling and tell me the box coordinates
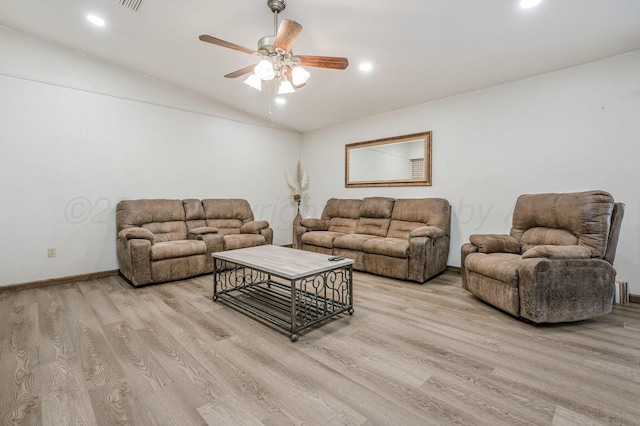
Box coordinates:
[2,0,640,132]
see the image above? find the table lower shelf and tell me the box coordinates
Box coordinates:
[213,265,353,341]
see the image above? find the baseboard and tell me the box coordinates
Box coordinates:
[446,265,461,273]
[0,270,119,293]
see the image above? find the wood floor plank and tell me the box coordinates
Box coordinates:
[1,270,639,425]
[1,299,41,425]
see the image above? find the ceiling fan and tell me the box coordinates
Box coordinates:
[199,0,349,94]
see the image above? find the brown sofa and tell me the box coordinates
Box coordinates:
[461,190,624,323]
[295,197,451,282]
[116,198,273,286]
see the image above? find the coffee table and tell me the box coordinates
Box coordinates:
[212,245,354,341]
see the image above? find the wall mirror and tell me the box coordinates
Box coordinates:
[345,131,432,187]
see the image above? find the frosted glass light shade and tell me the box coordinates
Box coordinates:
[520,0,542,8]
[278,79,295,94]
[254,59,275,80]
[291,66,310,85]
[243,73,262,91]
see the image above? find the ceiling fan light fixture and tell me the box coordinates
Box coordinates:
[520,0,542,8]
[278,79,295,94]
[291,66,310,85]
[254,59,275,80]
[244,73,262,91]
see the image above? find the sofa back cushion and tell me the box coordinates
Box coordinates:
[387,198,451,239]
[202,199,255,235]
[183,198,207,231]
[509,190,614,258]
[321,199,363,234]
[116,199,187,242]
[355,197,395,237]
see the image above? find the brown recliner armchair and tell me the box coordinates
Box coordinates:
[461,190,624,323]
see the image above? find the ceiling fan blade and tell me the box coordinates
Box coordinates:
[224,64,256,78]
[296,55,349,70]
[199,35,256,55]
[273,19,303,53]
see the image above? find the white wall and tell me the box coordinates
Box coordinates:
[0,27,302,287]
[302,51,640,293]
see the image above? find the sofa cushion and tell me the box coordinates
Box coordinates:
[387,220,426,240]
[334,234,382,251]
[202,199,254,229]
[464,252,521,288]
[521,245,592,260]
[328,217,358,234]
[391,198,451,235]
[301,231,345,249]
[321,198,362,221]
[116,199,188,241]
[510,190,614,258]
[205,218,244,235]
[519,227,578,252]
[151,240,207,261]
[223,234,266,251]
[144,221,188,242]
[362,237,409,259]
[355,218,391,237]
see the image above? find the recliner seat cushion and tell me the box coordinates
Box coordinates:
[301,231,345,249]
[362,237,409,258]
[151,240,207,261]
[334,234,382,251]
[223,234,266,251]
[464,252,521,288]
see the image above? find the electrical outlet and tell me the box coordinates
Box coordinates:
[47,248,56,258]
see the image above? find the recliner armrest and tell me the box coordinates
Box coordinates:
[188,226,219,239]
[241,220,269,234]
[469,234,520,254]
[409,226,445,239]
[118,227,155,243]
[299,218,329,231]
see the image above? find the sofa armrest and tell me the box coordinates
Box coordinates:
[118,227,155,243]
[299,218,329,231]
[409,226,445,239]
[188,226,219,239]
[469,234,520,254]
[241,220,269,234]
[522,245,591,259]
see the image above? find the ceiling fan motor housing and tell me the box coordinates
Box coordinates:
[267,0,286,14]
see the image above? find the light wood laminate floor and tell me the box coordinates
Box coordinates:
[1,271,639,425]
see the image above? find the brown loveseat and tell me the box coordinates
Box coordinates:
[116,198,273,286]
[461,190,624,323]
[295,197,451,282]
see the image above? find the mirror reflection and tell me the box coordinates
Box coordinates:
[345,131,432,187]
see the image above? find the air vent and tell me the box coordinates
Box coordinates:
[117,0,142,12]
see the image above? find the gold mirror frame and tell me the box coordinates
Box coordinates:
[345,131,432,187]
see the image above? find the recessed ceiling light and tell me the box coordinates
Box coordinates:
[520,0,542,8]
[359,62,373,72]
[87,14,106,27]
[275,98,286,105]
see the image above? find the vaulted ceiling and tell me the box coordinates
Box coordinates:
[2,0,640,132]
